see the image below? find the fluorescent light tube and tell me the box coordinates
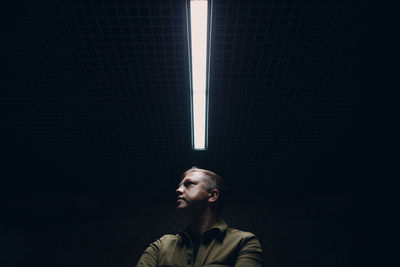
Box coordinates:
[188,0,210,150]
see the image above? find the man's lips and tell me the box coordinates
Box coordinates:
[177,197,186,202]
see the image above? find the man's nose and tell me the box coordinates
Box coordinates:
[176,185,183,195]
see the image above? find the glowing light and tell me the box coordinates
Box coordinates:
[189,0,209,150]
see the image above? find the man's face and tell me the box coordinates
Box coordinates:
[176,172,210,215]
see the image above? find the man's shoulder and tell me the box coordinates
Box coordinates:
[159,233,179,239]
[155,233,180,244]
[225,226,258,240]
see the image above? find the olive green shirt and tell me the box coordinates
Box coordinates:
[136,221,264,267]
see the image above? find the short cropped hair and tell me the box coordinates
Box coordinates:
[182,167,226,215]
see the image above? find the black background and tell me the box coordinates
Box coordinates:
[1,1,396,266]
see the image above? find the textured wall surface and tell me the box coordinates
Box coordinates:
[2,193,381,267]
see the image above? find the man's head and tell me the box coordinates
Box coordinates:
[176,167,225,219]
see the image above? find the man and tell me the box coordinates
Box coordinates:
[136,167,264,266]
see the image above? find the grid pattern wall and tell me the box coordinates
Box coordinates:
[1,1,361,190]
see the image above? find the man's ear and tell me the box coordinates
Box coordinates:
[208,189,219,203]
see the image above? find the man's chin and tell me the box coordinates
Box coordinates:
[175,204,185,211]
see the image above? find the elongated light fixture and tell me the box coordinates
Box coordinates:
[187,0,211,150]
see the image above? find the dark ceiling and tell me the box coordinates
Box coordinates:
[0,1,388,203]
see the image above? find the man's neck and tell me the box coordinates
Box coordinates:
[187,210,218,238]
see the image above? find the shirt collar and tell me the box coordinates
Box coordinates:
[178,220,228,246]
[208,220,228,233]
